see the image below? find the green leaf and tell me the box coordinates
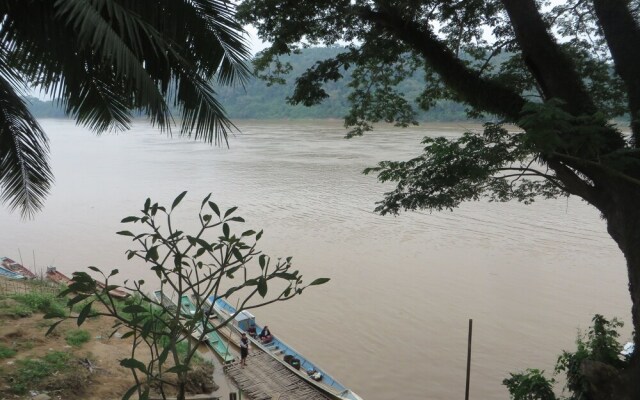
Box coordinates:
[88,266,101,273]
[208,201,220,217]
[242,230,255,236]
[232,247,244,262]
[143,198,151,213]
[256,230,263,241]
[224,206,238,218]
[259,255,267,270]
[122,304,148,314]
[171,191,188,210]
[121,216,138,223]
[147,246,159,261]
[116,231,135,237]
[122,384,139,400]
[77,301,94,326]
[310,278,330,286]
[223,223,230,237]
[46,320,63,336]
[158,345,171,365]
[109,269,119,277]
[120,358,147,373]
[120,331,135,339]
[68,293,90,307]
[201,193,212,210]
[257,278,268,297]
[166,364,192,374]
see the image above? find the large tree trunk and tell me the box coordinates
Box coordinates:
[589,181,640,399]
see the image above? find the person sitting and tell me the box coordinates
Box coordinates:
[258,325,273,344]
[247,325,257,338]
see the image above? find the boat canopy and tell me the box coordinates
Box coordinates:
[234,310,256,332]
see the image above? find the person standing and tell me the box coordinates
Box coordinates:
[240,332,249,367]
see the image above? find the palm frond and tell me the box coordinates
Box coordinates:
[0,0,252,215]
[0,75,52,218]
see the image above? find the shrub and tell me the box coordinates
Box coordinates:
[0,344,17,359]
[65,329,91,346]
[503,369,556,400]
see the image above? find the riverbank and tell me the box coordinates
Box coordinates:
[0,277,223,400]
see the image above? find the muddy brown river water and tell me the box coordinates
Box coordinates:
[0,119,630,399]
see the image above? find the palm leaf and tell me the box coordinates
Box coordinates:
[0,75,52,218]
[0,0,251,215]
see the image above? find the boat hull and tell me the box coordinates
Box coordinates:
[209,296,363,400]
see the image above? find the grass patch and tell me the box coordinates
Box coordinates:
[9,351,71,394]
[10,292,67,318]
[65,329,91,346]
[0,344,16,359]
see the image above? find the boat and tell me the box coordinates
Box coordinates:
[0,265,25,280]
[152,291,235,363]
[179,296,235,363]
[95,281,129,299]
[208,296,363,400]
[45,267,73,284]
[1,257,37,279]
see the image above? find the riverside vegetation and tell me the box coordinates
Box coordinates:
[45,192,328,400]
[0,281,221,399]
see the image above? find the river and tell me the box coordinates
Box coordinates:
[0,119,630,399]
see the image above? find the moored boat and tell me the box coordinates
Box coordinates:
[1,257,37,279]
[209,296,363,400]
[45,267,72,284]
[152,291,235,363]
[0,265,25,280]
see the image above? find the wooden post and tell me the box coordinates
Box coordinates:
[465,319,473,400]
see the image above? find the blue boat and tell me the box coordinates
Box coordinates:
[209,296,363,400]
[0,265,25,279]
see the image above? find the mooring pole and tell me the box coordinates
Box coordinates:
[465,318,473,400]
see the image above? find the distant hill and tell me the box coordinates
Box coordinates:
[25,47,470,121]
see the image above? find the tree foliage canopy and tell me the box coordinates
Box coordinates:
[0,0,250,217]
[241,1,640,397]
[239,0,639,212]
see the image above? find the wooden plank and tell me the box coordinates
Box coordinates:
[224,352,331,400]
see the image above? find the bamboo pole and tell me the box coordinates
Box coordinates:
[465,319,473,400]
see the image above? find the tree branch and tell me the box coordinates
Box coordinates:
[501,0,596,117]
[357,5,527,121]
[593,0,640,146]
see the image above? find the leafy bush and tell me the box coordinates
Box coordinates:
[10,351,71,394]
[555,314,627,399]
[504,315,628,400]
[503,369,556,400]
[65,329,91,346]
[0,344,17,359]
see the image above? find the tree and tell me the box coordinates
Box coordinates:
[50,192,328,400]
[0,0,250,217]
[238,0,640,397]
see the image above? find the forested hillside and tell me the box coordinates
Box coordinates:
[26,47,470,121]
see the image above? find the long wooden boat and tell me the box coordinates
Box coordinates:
[152,291,235,363]
[208,296,363,400]
[0,265,25,280]
[45,267,72,284]
[1,257,37,279]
